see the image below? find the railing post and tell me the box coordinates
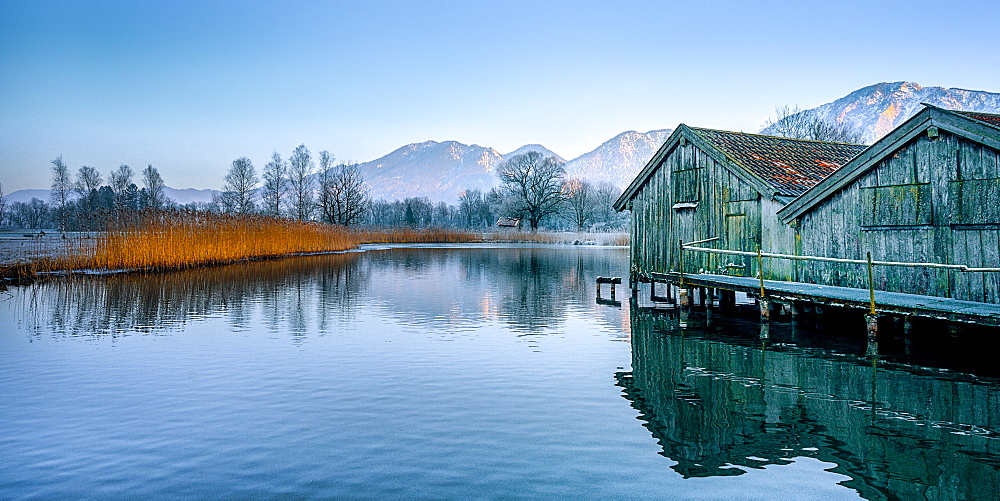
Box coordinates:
[678,239,685,288]
[678,239,690,308]
[866,252,876,315]
[757,246,769,322]
[866,251,879,356]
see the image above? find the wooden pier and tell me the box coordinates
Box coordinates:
[651,272,1000,327]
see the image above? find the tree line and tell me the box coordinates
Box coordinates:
[0,146,628,232]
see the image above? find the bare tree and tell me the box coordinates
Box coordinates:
[109,164,135,215]
[10,198,50,229]
[762,105,865,143]
[287,144,314,220]
[261,152,287,217]
[50,155,73,231]
[325,162,369,225]
[75,166,102,196]
[458,189,495,229]
[142,164,166,210]
[317,150,336,222]
[562,178,599,231]
[593,182,628,230]
[497,151,566,231]
[0,181,6,227]
[220,157,258,214]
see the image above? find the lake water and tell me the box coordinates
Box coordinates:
[2,244,998,499]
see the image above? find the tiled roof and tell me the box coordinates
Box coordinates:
[950,110,1000,128]
[689,128,867,197]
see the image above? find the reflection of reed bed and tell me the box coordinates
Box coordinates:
[21,252,365,337]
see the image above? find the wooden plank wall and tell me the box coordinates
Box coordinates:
[796,131,1000,303]
[628,139,797,282]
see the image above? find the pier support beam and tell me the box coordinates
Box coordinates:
[678,288,691,308]
[720,290,736,313]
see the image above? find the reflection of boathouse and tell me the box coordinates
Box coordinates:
[620,308,1000,499]
[615,106,1000,323]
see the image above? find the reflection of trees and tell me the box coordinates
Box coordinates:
[18,245,631,341]
[18,253,368,338]
[622,308,1000,499]
[364,246,629,334]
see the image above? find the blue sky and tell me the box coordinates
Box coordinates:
[2,0,998,192]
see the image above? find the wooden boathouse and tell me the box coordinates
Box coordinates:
[614,105,1000,326]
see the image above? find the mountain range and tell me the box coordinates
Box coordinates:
[7,81,999,206]
[761,81,1000,143]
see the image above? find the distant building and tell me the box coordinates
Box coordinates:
[496,217,522,228]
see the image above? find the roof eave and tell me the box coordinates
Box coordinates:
[613,126,687,211]
[777,106,1000,223]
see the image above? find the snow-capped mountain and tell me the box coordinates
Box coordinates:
[356,140,505,202]
[5,186,217,206]
[502,144,565,162]
[761,82,1000,143]
[563,129,672,189]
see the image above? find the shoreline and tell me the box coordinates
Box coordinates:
[0,232,629,285]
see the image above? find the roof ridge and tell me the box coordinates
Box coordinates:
[688,126,867,146]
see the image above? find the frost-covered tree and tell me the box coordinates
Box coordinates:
[50,155,73,231]
[142,164,166,210]
[261,152,287,217]
[288,144,314,221]
[317,150,336,222]
[0,181,6,227]
[75,166,102,196]
[108,164,139,217]
[220,157,258,214]
[562,178,599,231]
[762,105,865,143]
[497,152,566,231]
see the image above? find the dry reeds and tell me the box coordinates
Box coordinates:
[52,210,361,272]
[358,227,484,244]
[9,213,629,278]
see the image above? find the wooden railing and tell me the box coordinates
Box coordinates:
[679,237,1000,313]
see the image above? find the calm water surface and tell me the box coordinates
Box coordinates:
[1,245,998,499]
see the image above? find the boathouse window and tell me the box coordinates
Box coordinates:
[949,177,1000,226]
[673,167,700,204]
[860,183,932,227]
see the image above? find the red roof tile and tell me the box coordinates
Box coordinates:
[689,128,867,197]
[951,110,1000,128]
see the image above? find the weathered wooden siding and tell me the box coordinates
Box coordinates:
[795,130,1000,303]
[629,139,794,281]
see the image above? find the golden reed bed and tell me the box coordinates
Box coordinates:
[1,211,627,279]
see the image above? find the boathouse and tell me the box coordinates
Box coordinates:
[612,125,865,283]
[616,105,1000,323]
[777,105,1000,303]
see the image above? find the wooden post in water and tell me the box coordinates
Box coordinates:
[757,246,769,322]
[866,252,878,356]
[866,314,879,356]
